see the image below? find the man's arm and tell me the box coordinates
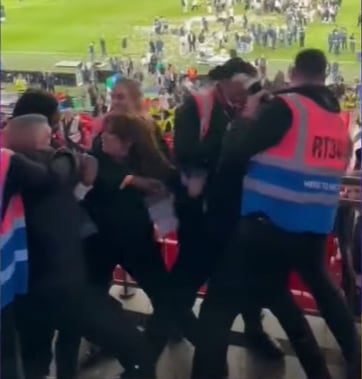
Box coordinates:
[173,96,205,172]
[6,152,77,196]
[218,97,293,175]
[208,97,293,213]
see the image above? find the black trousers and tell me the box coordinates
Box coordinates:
[352,214,361,273]
[84,228,171,310]
[169,199,265,339]
[192,216,360,379]
[334,205,361,314]
[15,284,156,379]
[51,228,172,379]
[1,304,21,379]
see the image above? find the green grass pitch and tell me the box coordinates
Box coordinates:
[1,0,360,80]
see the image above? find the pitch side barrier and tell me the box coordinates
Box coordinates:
[1,69,118,88]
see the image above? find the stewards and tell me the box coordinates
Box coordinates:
[192,49,360,379]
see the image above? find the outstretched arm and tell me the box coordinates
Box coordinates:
[6,151,77,196]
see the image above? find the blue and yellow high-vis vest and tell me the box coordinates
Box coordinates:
[241,93,351,234]
[1,148,29,309]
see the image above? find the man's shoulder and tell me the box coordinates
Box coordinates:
[21,149,56,164]
[258,94,291,115]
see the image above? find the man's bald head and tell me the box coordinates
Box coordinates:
[5,114,51,150]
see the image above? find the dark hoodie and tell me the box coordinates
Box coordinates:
[207,85,342,239]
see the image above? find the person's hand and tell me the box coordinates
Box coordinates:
[131,176,167,196]
[188,177,205,198]
[181,174,206,198]
[77,153,98,186]
[242,90,269,118]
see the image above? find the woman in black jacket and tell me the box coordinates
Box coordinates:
[82,112,177,346]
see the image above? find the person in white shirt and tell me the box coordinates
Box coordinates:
[274,0,281,12]
[227,6,234,21]
[191,0,199,10]
[179,35,187,55]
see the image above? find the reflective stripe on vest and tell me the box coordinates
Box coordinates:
[244,177,339,205]
[192,90,215,140]
[0,148,29,309]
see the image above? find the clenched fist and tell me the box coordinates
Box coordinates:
[76,153,98,186]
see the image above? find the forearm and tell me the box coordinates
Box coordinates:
[7,154,63,195]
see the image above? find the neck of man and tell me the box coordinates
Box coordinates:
[290,77,325,88]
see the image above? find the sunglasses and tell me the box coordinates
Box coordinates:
[247,82,263,95]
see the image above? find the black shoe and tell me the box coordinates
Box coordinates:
[167,326,184,344]
[346,359,361,379]
[120,365,155,379]
[244,332,284,360]
[180,310,198,345]
[79,344,104,368]
[222,363,228,379]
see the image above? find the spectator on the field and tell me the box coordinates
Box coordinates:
[88,42,95,62]
[121,37,128,49]
[100,37,107,57]
[155,39,164,55]
[349,34,356,53]
[46,74,55,93]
